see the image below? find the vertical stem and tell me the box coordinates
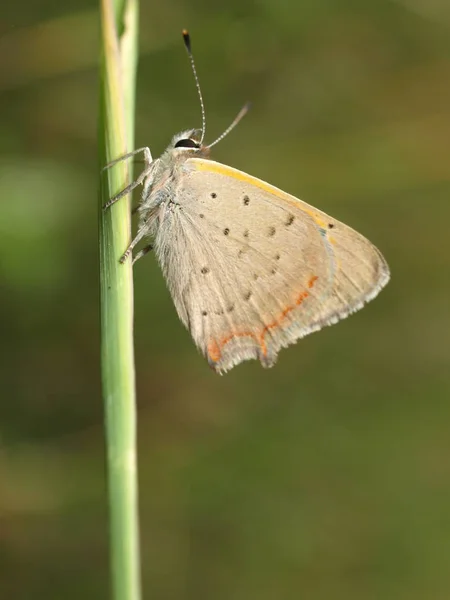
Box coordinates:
[98,0,140,599]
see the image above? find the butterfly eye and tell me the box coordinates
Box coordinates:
[174,138,200,149]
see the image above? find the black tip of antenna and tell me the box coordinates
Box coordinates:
[182,29,191,52]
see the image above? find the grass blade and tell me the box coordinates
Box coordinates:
[98,0,141,599]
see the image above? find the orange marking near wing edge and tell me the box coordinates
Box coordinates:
[207,275,319,364]
[308,275,318,288]
[207,340,222,363]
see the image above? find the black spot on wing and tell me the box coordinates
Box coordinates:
[285,214,295,226]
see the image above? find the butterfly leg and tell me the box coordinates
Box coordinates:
[119,227,149,264]
[132,244,153,265]
[102,146,153,172]
[102,147,154,211]
[103,164,152,210]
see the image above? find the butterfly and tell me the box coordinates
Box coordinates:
[104,31,390,374]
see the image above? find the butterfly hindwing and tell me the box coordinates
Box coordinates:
[151,158,389,373]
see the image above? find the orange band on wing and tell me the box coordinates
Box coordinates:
[207,276,318,364]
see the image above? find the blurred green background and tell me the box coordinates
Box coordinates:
[1,0,450,598]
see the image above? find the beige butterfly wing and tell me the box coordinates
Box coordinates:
[155,158,389,374]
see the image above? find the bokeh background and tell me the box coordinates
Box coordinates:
[1,0,450,598]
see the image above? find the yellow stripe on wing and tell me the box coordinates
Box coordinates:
[190,158,329,229]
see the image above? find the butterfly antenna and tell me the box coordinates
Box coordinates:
[182,30,207,144]
[207,102,251,149]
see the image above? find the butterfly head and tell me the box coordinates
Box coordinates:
[169,129,211,158]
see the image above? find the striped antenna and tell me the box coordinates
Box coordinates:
[207,102,251,148]
[182,30,207,144]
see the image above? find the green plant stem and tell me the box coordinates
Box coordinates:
[98,0,141,599]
